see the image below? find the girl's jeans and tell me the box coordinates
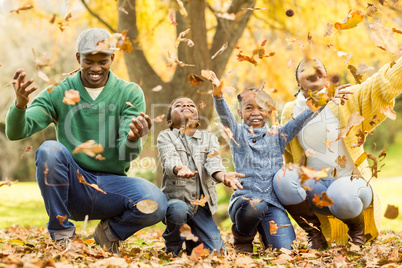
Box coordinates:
[163,199,224,255]
[273,169,373,220]
[229,196,296,250]
[35,140,168,241]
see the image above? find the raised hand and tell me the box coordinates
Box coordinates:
[12,69,38,109]
[128,112,153,142]
[222,172,245,191]
[174,164,198,178]
[208,71,224,98]
[331,84,353,105]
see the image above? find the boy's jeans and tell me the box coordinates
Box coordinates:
[163,199,224,255]
[35,140,167,241]
[229,196,296,250]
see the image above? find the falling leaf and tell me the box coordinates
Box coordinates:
[392,27,402,34]
[216,123,240,146]
[356,62,375,75]
[367,153,380,179]
[384,204,399,219]
[378,144,388,160]
[176,0,188,16]
[298,166,330,184]
[180,224,198,242]
[20,146,33,159]
[72,140,104,157]
[56,215,67,225]
[135,199,159,214]
[77,170,106,194]
[335,155,348,168]
[334,10,364,30]
[380,106,397,120]
[241,196,263,210]
[351,128,365,148]
[324,23,334,37]
[126,101,134,106]
[95,154,105,161]
[190,195,210,206]
[211,42,228,60]
[236,48,258,66]
[312,192,334,208]
[187,74,205,86]
[305,149,318,157]
[169,11,177,26]
[331,168,338,178]
[190,243,208,261]
[269,221,292,235]
[62,67,80,76]
[0,179,12,188]
[175,28,193,48]
[255,90,276,113]
[367,3,378,17]
[348,65,363,84]
[167,51,195,67]
[153,114,165,123]
[151,85,163,92]
[249,126,255,136]
[323,138,334,153]
[369,21,399,54]
[97,30,133,53]
[354,152,368,167]
[62,89,81,105]
[207,150,220,158]
[306,90,329,113]
[336,112,364,141]
[242,7,266,11]
[199,101,206,110]
[179,119,200,135]
[10,4,34,14]
[216,12,236,20]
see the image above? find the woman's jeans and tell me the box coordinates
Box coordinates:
[163,199,224,255]
[273,169,373,220]
[229,196,296,250]
[35,140,168,241]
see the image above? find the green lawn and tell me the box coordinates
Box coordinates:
[1,180,401,233]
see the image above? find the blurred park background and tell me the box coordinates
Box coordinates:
[1,0,402,232]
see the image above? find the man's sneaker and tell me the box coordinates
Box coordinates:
[93,220,122,254]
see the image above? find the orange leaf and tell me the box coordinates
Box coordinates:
[207,150,220,158]
[190,243,208,261]
[95,154,105,161]
[241,196,263,210]
[0,179,12,188]
[77,170,106,194]
[380,106,397,120]
[190,194,210,206]
[334,10,364,30]
[10,4,34,14]
[335,155,348,168]
[56,215,67,225]
[187,74,205,86]
[348,65,363,84]
[62,89,80,105]
[384,204,399,219]
[73,140,104,157]
[312,192,334,208]
[236,51,257,66]
[298,166,330,184]
[179,224,198,242]
[269,220,292,235]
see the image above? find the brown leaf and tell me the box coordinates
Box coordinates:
[323,138,334,153]
[369,21,399,54]
[0,179,12,188]
[179,119,200,135]
[236,50,258,66]
[356,62,375,75]
[334,10,364,30]
[10,4,34,14]
[72,140,104,157]
[20,146,33,159]
[153,114,165,124]
[312,192,334,208]
[187,74,205,86]
[180,224,198,242]
[331,168,338,178]
[335,155,348,168]
[211,42,228,60]
[189,243,209,261]
[62,89,81,105]
[384,204,399,219]
[351,128,366,148]
[269,220,292,235]
[348,65,363,84]
[207,150,220,158]
[56,215,67,225]
[380,106,397,120]
[216,123,239,146]
[336,112,365,141]
[378,144,388,161]
[199,101,206,110]
[135,199,159,214]
[190,194,210,207]
[367,3,378,17]
[77,170,106,194]
[241,196,263,211]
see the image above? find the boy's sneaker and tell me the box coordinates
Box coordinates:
[55,237,72,247]
[93,219,122,254]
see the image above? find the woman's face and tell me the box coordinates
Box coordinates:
[169,98,199,128]
[297,59,327,95]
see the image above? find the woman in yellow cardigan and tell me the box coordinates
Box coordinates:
[273,57,402,249]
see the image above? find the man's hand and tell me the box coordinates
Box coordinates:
[174,164,198,178]
[128,112,153,142]
[222,172,245,191]
[12,69,38,109]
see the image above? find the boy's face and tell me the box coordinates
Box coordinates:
[297,59,327,93]
[239,94,270,129]
[76,52,114,88]
[170,98,199,128]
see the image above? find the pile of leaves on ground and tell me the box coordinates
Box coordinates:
[0,225,402,267]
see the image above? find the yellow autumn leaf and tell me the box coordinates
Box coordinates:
[334,10,364,30]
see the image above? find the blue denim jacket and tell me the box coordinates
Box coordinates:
[157,128,226,214]
[213,95,315,211]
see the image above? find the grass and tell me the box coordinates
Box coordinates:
[1,180,401,234]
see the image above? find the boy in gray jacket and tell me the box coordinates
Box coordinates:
[157,97,244,257]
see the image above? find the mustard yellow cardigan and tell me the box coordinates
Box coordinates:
[281,57,402,245]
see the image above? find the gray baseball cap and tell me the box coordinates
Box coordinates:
[76,28,116,55]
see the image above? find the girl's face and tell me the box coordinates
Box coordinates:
[297,59,328,95]
[239,93,270,129]
[170,98,199,128]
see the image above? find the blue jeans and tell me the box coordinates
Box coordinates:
[273,169,373,219]
[35,140,168,241]
[163,199,224,255]
[229,196,296,249]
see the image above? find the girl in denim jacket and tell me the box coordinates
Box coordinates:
[157,97,244,257]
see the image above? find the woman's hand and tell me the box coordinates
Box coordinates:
[331,84,353,105]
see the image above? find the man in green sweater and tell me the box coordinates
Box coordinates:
[6,28,167,254]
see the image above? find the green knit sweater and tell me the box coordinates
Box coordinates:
[6,71,145,175]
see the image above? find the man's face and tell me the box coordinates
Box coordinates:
[76,52,114,88]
